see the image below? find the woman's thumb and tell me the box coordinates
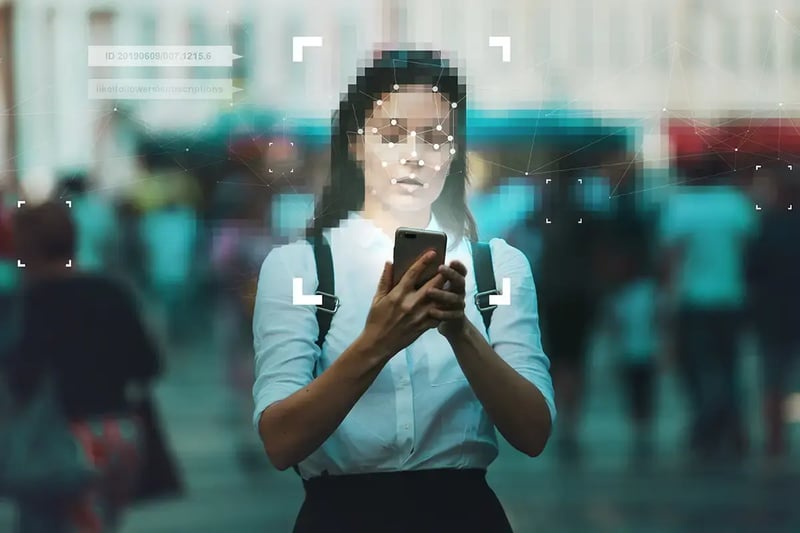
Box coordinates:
[376,261,393,296]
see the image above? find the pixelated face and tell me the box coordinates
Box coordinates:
[353,84,458,210]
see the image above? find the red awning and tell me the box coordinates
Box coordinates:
[668,118,800,157]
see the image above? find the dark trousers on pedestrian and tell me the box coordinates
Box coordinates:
[677,307,746,459]
[293,468,514,533]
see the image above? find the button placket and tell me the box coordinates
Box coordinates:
[392,347,415,465]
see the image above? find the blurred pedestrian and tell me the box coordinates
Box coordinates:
[659,168,757,461]
[139,195,199,350]
[1,200,161,532]
[54,172,120,275]
[606,253,663,464]
[746,168,800,459]
[533,177,603,462]
[0,184,19,351]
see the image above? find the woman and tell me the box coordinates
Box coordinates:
[3,200,161,532]
[253,50,555,532]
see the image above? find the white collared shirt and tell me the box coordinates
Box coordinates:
[252,211,556,478]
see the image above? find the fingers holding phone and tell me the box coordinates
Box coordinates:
[364,250,445,361]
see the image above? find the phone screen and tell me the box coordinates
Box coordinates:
[392,228,447,289]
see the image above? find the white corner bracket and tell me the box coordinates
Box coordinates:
[293,36,322,63]
[293,277,322,305]
[17,260,25,268]
[65,200,72,208]
[17,200,25,208]
[489,278,511,306]
[65,260,72,268]
[488,36,511,62]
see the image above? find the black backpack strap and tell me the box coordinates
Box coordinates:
[293,234,338,478]
[471,240,498,333]
[310,234,339,349]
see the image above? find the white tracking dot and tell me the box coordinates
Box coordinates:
[400,158,407,164]
[388,142,395,148]
[357,128,363,134]
[450,148,456,154]
[434,165,441,171]
[411,151,417,157]
[451,102,457,108]
[372,127,378,133]
[435,125,442,131]
[393,84,399,90]
[434,144,440,150]
[409,173,416,179]
[377,100,383,106]
[391,119,397,125]
[432,86,438,92]
[382,161,388,167]
[418,160,424,166]
[410,131,416,137]
[447,135,453,142]
[391,178,398,184]
[423,182,429,188]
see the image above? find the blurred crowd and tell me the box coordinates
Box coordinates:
[0,134,799,529]
[504,158,800,468]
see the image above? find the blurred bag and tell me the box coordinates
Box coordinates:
[0,374,97,501]
[131,395,184,502]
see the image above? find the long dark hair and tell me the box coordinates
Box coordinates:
[305,49,478,246]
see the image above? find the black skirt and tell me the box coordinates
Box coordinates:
[293,468,513,533]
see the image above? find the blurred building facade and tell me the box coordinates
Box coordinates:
[0,0,798,195]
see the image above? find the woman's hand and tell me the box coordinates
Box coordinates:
[426,260,468,339]
[362,251,446,362]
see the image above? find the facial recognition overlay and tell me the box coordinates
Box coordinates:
[2,1,800,531]
[313,49,466,235]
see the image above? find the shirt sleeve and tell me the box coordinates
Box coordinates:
[251,240,321,431]
[487,238,557,428]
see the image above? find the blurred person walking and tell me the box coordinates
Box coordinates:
[746,167,800,460]
[55,173,120,274]
[605,251,664,465]
[1,201,161,532]
[0,184,19,351]
[532,179,602,463]
[138,187,200,351]
[659,165,757,462]
[209,172,277,469]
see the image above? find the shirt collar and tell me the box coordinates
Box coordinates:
[345,210,446,249]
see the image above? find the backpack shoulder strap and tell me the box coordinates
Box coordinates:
[471,240,498,333]
[294,234,338,478]
[308,234,338,349]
